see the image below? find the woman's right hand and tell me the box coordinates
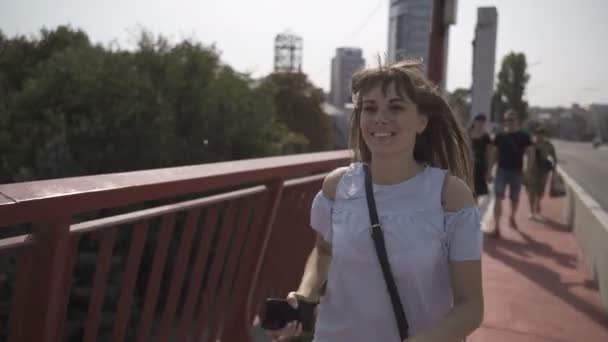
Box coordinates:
[267,321,303,341]
[266,292,304,341]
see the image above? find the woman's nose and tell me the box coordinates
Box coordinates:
[374,108,389,124]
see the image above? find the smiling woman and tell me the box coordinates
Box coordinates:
[265,60,483,342]
[350,60,473,186]
[359,88,425,160]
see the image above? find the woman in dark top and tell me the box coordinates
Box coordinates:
[525,126,557,218]
[469,114,491,200]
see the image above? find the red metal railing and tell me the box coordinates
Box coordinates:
[0,150,351,342]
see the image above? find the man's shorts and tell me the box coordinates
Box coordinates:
[494,168,523,202]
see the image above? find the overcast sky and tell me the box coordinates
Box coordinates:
[1,0,606,107]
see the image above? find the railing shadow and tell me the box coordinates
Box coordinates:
[533,214,571,232]
[483,233,608,328]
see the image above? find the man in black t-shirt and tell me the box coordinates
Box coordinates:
[488,110,532,237]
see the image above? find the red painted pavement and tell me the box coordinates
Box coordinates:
[471,191,608,342]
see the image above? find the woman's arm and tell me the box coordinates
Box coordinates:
[550,143,558,165]
[409,176,483,342]
[525,144,536,176]
[486,136,496,181]
[267,168,346,339]
[411,260,482,342]
[295,167,346,301]
[485,144,493,180]
[296,234,332,301]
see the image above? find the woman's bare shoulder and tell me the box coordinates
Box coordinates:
[442,175,475,212]
[322,167,349,200]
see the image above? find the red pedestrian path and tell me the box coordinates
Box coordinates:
[472,191,608,341]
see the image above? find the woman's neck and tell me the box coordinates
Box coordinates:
[369,154,424,185]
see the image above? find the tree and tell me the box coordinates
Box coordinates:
[447,88,472,126]
[0,26,300,183]
[0,26,94,182]
[494,52,530,123]
[261,72,334,152]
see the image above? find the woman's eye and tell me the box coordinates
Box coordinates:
[362,106,376,112]
[390,105,404,111]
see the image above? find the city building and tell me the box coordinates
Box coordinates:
[530,104,605,142]
[330,47,365,109]
[388,0,457,89]
[388,0,434,69]
[322,102,351,149]
[471,7,498,123]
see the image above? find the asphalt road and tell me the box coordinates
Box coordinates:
[553,139,608,211]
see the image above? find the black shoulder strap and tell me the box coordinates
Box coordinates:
[441,170,450,208]
[362,164,409,340]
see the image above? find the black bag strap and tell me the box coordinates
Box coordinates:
[363,164,409,340]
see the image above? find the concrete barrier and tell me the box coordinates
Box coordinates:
[558,166,608,314]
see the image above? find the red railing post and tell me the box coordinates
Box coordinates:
[21,214,72,342]
[224,179,284,342]
[7,249,34,342]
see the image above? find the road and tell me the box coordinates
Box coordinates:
[553,139,608,211]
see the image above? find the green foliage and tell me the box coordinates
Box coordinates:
[0,26,302,183]
[262,72,334,152]
[493,52,530,122]
[448,87,472,126]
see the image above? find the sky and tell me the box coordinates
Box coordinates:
[1,0,606,107]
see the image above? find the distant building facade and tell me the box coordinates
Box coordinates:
[322,102,351,149]
[330,47,365,108]
[530,104,606,141]
[388,0,434,69]
[471,7,498,123]
[388,0,457,89]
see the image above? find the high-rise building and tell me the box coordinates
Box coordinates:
[388,0,457,89]
[471,7,498,122]
[330,47,365,108]
[388,0,435,69]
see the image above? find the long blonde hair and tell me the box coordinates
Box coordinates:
[349,60,473,186]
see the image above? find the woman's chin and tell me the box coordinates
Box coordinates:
[368,147,407,159]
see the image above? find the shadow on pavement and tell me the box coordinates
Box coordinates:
[483,230,608,329]
[534,214,571,232]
